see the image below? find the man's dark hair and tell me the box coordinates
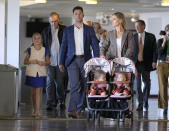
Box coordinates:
[73,6,83,13]
[136,20,146,27]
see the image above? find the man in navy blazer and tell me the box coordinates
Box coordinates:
[59,6,100,118]
[133,20,157,112]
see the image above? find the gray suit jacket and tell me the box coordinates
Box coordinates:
[100,30,134,60]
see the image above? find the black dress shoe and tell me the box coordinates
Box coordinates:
[136,106,143,111]
[46,105,53,111]
[59,103,66,111]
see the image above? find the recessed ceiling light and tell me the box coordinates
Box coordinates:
[35,0,47,4]
[86,0,97,4]
[112,8,114,10]
[161,0,169,6]
[131,17,136,22]
[161,2,169,6]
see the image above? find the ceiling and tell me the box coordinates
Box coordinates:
[20,0,169,18]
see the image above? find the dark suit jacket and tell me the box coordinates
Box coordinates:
[157,38,168,61]
[41,24,66,56]
[133,32,157,71]
[59,24,100,67]
[100,30,134,60]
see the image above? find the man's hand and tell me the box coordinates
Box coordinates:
[59,65,65,72]
[152,62,157,69]
[100,56,106,59]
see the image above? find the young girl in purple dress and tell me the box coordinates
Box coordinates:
[24,32,50,117]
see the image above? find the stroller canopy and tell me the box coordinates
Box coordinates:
[112,57,136,74]
[84,57,111,76]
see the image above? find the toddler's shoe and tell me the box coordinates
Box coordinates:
[101,92,106,96]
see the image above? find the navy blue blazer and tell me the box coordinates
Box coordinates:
[133,32,157,71]
[59,24,100,67]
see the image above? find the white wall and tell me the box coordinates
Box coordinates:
[0,0,6,64]
[139,12,169,40]
[6,0,20,68]
[19,16,32,67]
[139,12,169,95]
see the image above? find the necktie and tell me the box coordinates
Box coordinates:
[138,34,143,62]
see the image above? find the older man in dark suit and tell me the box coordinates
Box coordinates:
[41,12,68,111]
[133,20,157,111]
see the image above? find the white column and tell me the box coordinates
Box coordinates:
[0,0,6,64]
[6,0,20,68]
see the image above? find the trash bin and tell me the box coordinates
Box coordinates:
[19,66,31,104]
[0,64,18,116]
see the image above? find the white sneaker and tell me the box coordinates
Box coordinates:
[143,107,148,112]
[158,108,164,119]
[158,108,167,118]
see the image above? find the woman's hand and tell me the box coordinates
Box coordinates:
[37,60,46,66]
[162,36,167,48]
[29,59,38,64]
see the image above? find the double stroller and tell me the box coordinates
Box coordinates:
[84,57,136,123]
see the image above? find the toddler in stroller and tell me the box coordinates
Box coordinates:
[88,69,107,96]
[111,73,131,97]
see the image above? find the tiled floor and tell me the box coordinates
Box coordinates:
[0,93,169,131]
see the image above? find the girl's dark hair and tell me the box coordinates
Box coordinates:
[159,24,169,35]
[73,6,83,13]
[159,30,166,36]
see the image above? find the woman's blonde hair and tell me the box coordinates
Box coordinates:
[112,12,126,30]
[165,24,169,31]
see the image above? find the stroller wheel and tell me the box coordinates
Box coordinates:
[92,111,95,121]
[130,112,133,123]
[96,112,101,124]
[121,113,125,122]
[127,111,133,118]
[118,112,125,122]
[87,111,90,121]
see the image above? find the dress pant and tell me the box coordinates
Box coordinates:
[67,57,86,113]
[46,65,68,106]
[135,61,151,108]
[157,62,169,109]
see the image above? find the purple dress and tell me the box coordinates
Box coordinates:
[25,48,48,88]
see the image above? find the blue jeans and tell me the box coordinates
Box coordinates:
[46,65,68,105]
[135,62,151,108]
[67,57,86,113]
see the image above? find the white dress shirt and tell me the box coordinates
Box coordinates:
[116,36,122,58]
[50,27,60,66]
[74,25,84,55]
[138,31,145,47]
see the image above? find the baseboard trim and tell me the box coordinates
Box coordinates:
[149,95,158,98]
[149,95,169,99]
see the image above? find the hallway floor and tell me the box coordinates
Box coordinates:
[0,95,169,131]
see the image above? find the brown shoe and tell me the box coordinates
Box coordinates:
[68,110,77,118]
[76,113,84,119]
